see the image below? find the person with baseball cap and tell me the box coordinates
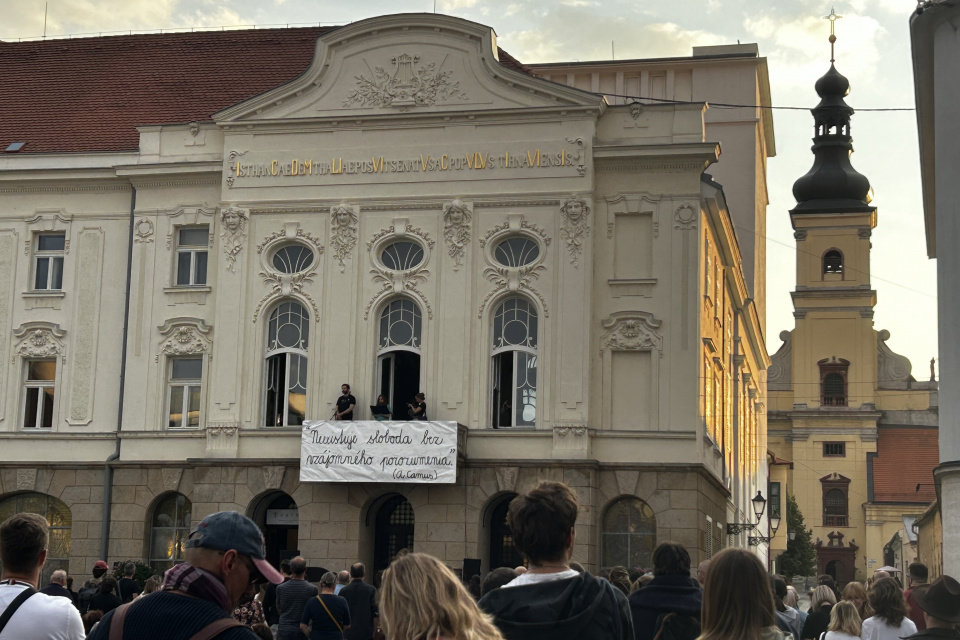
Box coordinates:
[905,575,960,640]
[88,511,283,640]
[78,560,110,614]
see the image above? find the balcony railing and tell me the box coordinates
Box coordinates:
[824,514,848,527]
[821,395,847,407]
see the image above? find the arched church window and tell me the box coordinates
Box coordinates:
[818,358,849,407]
[264,301,309,427]
[149,493,192,573]
[601,497,656,570]
[491,297,538,428]
[823,250,843,275]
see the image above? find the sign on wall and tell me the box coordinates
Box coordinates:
[299,420,459,483]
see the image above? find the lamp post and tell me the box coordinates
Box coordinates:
[728,491,767,535]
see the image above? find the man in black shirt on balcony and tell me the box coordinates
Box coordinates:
[336,384,356,420]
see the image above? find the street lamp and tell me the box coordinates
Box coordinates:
[729,491,767,535]
[750,508,781,546]
[789,529,797,541]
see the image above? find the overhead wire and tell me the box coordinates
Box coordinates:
[594,92,915,112]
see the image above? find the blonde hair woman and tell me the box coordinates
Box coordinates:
[840,582,870,620]
[380,553,504,640]
[801,586,838,640]
[700,548,786,640]
[824,601,862,640]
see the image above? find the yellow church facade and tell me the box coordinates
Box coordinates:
[766,61,938,582]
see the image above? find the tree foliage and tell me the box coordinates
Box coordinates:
[777,493,817,579]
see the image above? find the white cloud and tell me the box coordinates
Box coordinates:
[500,6,729,63]
[437,0,481,11]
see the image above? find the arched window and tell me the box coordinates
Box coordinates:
[0,493,71,584]
[378,298,423,420]
[265,302,309,427]
[602,497,656,570]
[489,495,523,570]
[374,495,415,578]
[149,493,192,573]
[823,250,843,275]
[491,298,538,428]
[818,358,849,407]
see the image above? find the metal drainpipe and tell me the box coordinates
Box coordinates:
[100,185,136,562]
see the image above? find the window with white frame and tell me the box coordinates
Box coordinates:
[491,297,538,428]
[34,233,65,291]
[264,302,309,427]
[175,227,208,286]
[167,357,202,429]
[23,360,56,429]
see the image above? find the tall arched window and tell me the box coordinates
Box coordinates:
[149,493,192,573]
[378,298,423,420]
[818,357,849,407]
[823,250,843,275]
[491,297,538,428]
[602,497,656,570]
[0,493,71,584]
[265,302,309,427]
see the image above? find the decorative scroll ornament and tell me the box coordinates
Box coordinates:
[559,195,590,268]
[253,225,324,322]
[156,319,212,362]
[225,150,248,188]
[343,53,468,109]
[330,203,359,273]
[219,206,248,273]
[673,202,697,230]
[877,329,914,388]
[565,137,587,177]
[768,331,793,390]
[363,221,434,319]
[599,312,663,356]
[442,199,472,270]
[13,324,67,363]
[134,218,155,244]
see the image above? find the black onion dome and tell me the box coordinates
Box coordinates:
[791,63,874,214]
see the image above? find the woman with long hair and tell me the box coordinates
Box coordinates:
[860,578,916,640]
[824,601,862,640]
[380,553,505,640]
[840,582,870,620]
[699,548,786,640]
[801,586,837,640]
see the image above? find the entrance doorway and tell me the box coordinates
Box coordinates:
[379,351,420,420]
[489,494,522,570]
[249,491,299,568]
[374,495,415,582]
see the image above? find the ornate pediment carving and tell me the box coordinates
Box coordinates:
[600,312,663,355]
[156,318,212,362]
[877,329,914,389]
[12,322,66,363]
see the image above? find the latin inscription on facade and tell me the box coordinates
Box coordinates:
[226,142,587,187]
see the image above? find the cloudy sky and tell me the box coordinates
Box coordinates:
[3,0,937,375]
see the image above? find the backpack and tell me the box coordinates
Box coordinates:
[653,612,701,640]
[78,579,99,613]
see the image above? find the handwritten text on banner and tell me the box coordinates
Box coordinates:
[299,420,458,483]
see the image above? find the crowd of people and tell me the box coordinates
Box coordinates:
[2,480,958,640]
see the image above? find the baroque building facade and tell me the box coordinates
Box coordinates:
[0,14,774,581]
[767,56,939,582]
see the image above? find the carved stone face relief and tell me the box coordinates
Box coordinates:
[559,196,591,268]
[442,199,472,271]
[219,207,248,273]
[330,203,359,273]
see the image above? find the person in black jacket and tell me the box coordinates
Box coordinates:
[338,563,378,640]
[478,481,634,640]
[629,542,702,640]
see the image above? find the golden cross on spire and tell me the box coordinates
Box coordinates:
[824,7,842,62]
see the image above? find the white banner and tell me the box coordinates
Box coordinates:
[300,420,459,483]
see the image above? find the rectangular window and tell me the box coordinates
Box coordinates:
[34,233,65,290]
[23,360,56,429]
[823,442,846,457]
[168,357,202,428]
[770,482,782,518]
[175,227,208,286]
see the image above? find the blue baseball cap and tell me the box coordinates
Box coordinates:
[184,511,284,584]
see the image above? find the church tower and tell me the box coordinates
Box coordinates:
[767,15,938,583]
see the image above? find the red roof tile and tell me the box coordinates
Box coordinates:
[0,27,530,154]
[872,427,939,503]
